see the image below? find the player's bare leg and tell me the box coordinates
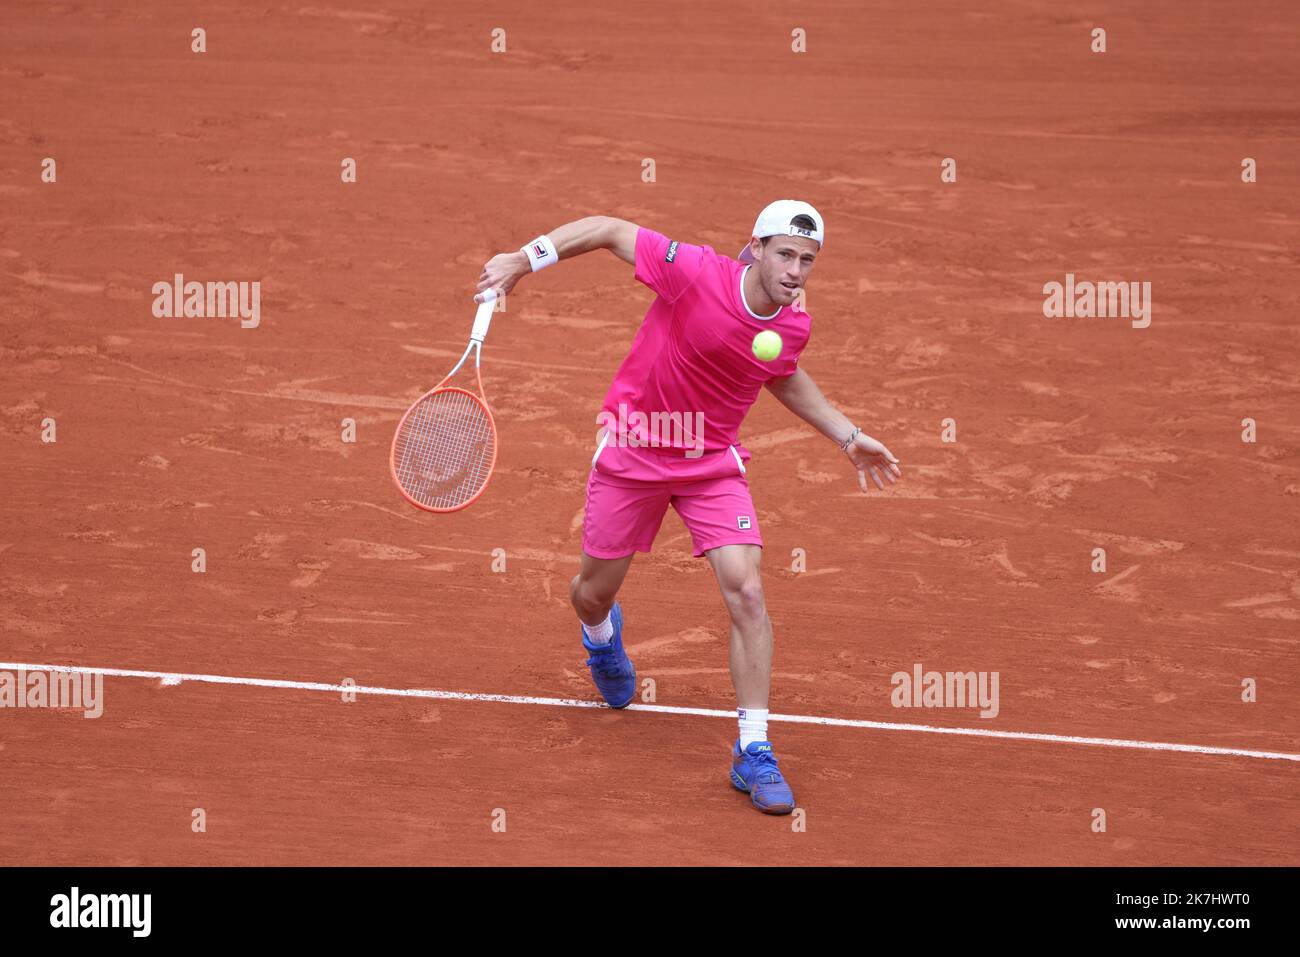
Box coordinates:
[571,551,637,709]
[569,551,634,626]
[705,542,794,814]
[704,544,773,708]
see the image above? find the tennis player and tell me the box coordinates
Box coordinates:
[476,201,900,814]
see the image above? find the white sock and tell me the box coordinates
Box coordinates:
[582,611,613,645]
[738,708,769,749]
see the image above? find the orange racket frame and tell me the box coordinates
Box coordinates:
[389,291,499,513]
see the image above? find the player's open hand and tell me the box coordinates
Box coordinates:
[475,251,531,303]
[846,433,901,492]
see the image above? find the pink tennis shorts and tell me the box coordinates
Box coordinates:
[582,438,763,559]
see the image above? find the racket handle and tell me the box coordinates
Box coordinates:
[470,289,497,343]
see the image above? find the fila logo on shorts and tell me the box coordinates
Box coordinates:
[737,515,752,530]
[665,240,679,263]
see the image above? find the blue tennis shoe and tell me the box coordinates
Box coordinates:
[581,602,636,709]
[730,740,796,815]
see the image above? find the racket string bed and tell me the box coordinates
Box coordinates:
[390,300,500,512]
[396,402,488,508]
[393,384,495,510]
[396,395,490,506]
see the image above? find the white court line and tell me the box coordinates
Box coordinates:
[4,661,1298,763]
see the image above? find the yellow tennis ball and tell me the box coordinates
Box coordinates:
[752,329,783,362]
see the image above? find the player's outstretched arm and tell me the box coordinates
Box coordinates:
[475,216,638,302]
[766,368,901,492]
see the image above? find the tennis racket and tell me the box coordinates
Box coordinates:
[389,290,499,512]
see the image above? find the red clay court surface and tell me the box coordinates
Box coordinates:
[1,2,1298,865]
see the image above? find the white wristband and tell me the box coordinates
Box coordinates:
[521,235,558,272]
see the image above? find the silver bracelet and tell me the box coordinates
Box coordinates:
[839,426,861,452]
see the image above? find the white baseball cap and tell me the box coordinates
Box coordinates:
[737,199,825,263]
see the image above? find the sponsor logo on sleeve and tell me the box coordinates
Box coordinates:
[665,240,679,263]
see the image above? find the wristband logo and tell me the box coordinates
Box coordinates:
[530,241,551,260]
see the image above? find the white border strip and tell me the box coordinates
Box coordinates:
[3,661,1297,763]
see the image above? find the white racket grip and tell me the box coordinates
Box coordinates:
[470,289,497,343]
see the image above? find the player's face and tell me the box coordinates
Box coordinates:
[752,235,819,306]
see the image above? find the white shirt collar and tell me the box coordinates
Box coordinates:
[740,265,781,321]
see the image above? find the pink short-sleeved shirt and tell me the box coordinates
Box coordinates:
[598,227,813,457]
